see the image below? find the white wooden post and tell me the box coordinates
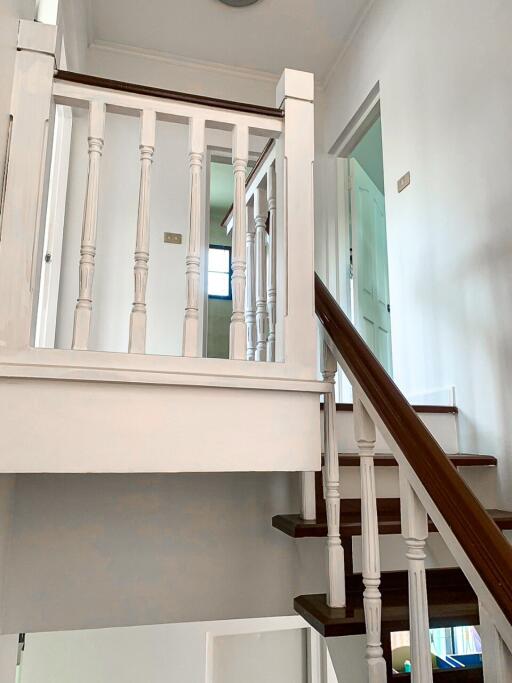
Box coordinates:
[323,344,345,608]
[245,203,256,361]
[129,109,156,354]
[480,603,512,683]
[266,161,277,362]
[0,21,59,350]
[229,124,249,360]
[274,70,316,373]
[182,117,206,357]
[71,100,106,350]
[254,186,268,361]
[300,472,316,522]
[400,470,433,683]
[354,395,386,683]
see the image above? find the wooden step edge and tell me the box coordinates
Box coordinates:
[294,592,479,638]
[321,454,498,468]
[320,403,459,414]
[394,669,483,682]
[272,508,512,539]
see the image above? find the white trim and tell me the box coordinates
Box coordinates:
[0,348,328,392]
[89,40,281,86]
[204,615,314,683]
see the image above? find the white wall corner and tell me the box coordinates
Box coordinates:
[18,19,60,61]
[276,69,314,108]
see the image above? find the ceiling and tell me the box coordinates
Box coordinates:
[88,0,372,82]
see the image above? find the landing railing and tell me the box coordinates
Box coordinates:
[313,274,512,682]
[0,21,317,386]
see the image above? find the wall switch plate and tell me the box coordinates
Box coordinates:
[397,172,411,193]
[164,232,182,245]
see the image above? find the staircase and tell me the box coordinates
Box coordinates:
[272,400,512,680]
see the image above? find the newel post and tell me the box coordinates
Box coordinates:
[275,69,316,375]
[0,21,59,350]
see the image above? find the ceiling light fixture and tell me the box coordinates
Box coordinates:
[218,0,261,7]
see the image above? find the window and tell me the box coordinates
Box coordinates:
[208,246,231,299]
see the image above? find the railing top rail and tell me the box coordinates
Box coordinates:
[315,273,512,626]
[54,71,285,120]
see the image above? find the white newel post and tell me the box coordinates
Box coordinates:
[254,186,268,361]
[399,471,434,683]
[274,69,316,374]
[129,109,156,354]
[229,125,249,360]
[354,395,387,683]
[0,21,59,349]
[245,204,256,361]
[266,161,276,362]
[72,100,106,350]
[323,343,346,608]
[182,117,206,357]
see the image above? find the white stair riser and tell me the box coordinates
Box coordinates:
[329,411,459,454]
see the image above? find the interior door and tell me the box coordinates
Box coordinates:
[350,158,392,374]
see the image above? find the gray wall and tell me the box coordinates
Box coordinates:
[2,473,326,634]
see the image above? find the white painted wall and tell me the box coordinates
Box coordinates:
[1,473,326,634]
[316,0,512,507]
[19,617,308,683]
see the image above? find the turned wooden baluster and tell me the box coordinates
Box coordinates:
[300,472,316,522]
[400,471,433,683]
[129,109,156,354]
[323,344,346,607]
[354,395,387,683]
[245,203,256,361]
[72,100,106,350]
[254,186,268,362]
[266,161,277,362]
[229,125,249,360]
[182,117,206,357]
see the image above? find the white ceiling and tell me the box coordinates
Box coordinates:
[88,0,372,83]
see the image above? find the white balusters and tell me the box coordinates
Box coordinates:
[399,471,433,683]
[323,344,345,608]
[300,472,317,521]
[182,117,206,357]
[354,395,386,683]
[480,603,512,683]
[72,100,106,351]
[229,125,249,360]
[254,186,268,361]
[266,161,277,362]
[129,109,156,354]
[245,204,256,360]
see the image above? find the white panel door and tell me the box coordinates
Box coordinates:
[350,158,392,374]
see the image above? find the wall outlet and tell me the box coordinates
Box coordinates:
[164,232,182,245]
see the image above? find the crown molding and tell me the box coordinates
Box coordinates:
[89,39,281,85]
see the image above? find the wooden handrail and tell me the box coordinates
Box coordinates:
[315,273,512,625]
[54,71,285,119]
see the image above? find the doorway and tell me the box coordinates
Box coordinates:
[337,108,392,376]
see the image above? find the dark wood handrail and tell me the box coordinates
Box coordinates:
[54,71,284,119]
[315,273,512,625]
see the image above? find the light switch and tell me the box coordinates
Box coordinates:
[397,172,411,193]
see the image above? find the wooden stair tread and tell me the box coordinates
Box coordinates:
[294,569,478,637]
[273,507,512,538]
[394,670,483,682]
[322,403,458,414]
[324,454,497,468]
